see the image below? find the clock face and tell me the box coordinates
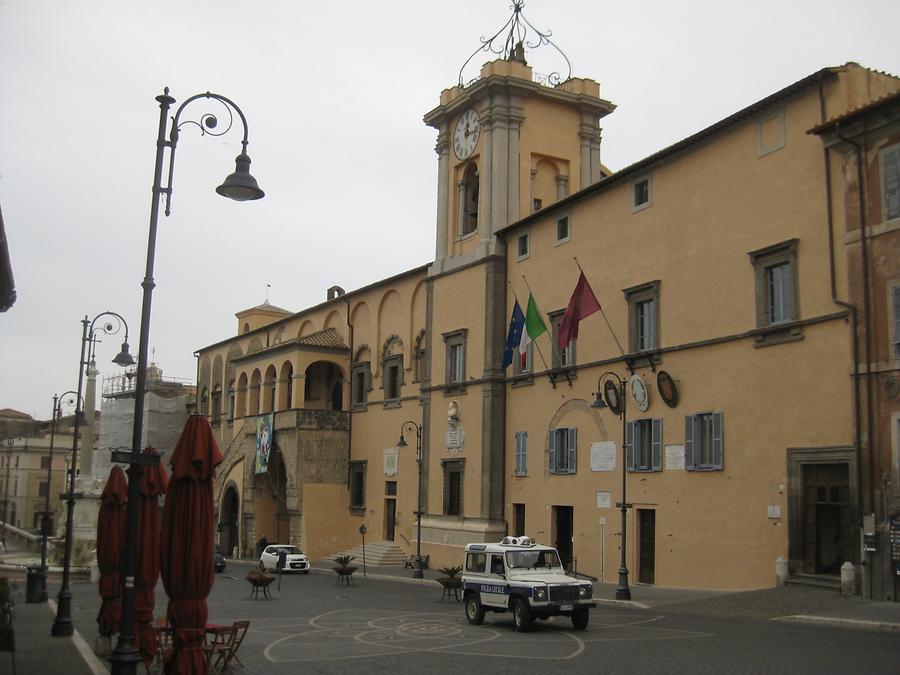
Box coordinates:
[454,108,480,160]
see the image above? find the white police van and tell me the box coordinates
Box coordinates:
[461,536,595,632]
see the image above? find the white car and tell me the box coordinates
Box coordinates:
[259,544,309,574]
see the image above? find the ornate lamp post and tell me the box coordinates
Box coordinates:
[397,421,424,579]
[36,391,79,603]
[591,372,631,601]
[109,89,264,675]
[52,312,135,635]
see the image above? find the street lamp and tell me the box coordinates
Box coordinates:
[37,391,79,603]
[591,372,631,601]
[52,312,134,636]
[109,89,264,675]
[397,421,424,579]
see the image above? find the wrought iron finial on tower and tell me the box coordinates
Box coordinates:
[458,1,572,87]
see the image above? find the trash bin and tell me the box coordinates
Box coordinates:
[25,565,46,603]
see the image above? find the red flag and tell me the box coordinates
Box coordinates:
[558,272,601,349]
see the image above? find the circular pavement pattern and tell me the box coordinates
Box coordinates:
[261,609,713,663]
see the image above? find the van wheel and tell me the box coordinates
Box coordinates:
[465,594,485,625]
[571,606,589,630]
[512,598,533,632]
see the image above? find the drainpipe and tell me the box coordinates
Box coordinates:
[345,297,354,488]
[832,110,877,598]
[817,81,866,592]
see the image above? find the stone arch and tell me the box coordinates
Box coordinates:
[212,355,224,421]
[219,480,241,558]
[323,310,345,341]
[262,365,277,413]
[249,369,262,416]
[382,334,403,359]
[354,344,371,363]
[298,320,315,338]
[278,360,294,410]
[236,372,248,418]
[460,161,479,235]
[303,360,346,411]
[198,355,211,397]
[532,156,564,209]
[253,444,291,544]
[350,300,372,343]
[247,336,264,354]
[544,399,609,476]
[376,290,404,374]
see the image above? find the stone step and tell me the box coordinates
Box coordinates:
[328,540,409,566]
[785,573,841,590]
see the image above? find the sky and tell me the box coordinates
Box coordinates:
[2,0,899,420]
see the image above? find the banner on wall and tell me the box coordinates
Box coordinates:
[255,413,274,475]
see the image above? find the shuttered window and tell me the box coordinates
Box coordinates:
[685,412,724,471]
[549,427,577,474]
[514,431,528,475]
[626,419,663,472]
[349,462,366,512]
[883,145,900,222]
[892,286,900,359]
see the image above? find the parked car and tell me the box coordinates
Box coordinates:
[259,544,309,573]
[213,548,227,573]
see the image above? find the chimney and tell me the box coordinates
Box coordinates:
[327,285,346,301]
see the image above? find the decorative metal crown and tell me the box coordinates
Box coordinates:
[458,1,572,87]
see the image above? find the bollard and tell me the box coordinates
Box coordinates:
[840,561,855,596]
[775,555,788,586]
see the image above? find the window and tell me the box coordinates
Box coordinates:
[633,175,652,211]
[227,381,236,423]
[200,388,209,416]
[443,459,464,516]
[625,281,660,353]
[211,385,222,425]
[555,214,570,244]
[385,481,397,496]
[517,232,530,259]
[460,163,479,236]
[550,312,575,368]
[549,427,576,474]
[41,456,51,470]
[513,341,533,376]
[626,419,662,472]
[749,239,800,342]
[882,145,900,222]
[466,551,486,573]
[533,198,543,212]
[892,286,900,359]
[443,329,467,388]
[685,412,724,471]
[349,461,366,513]
[351,362,371,410]
[382,355,403,404]
[513,503,525,537]
[38,481,49,498]
[757,109,785,157]
[514,431,528,475]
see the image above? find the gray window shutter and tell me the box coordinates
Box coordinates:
[892,286,900,350]
[685,415,695,471]
[625,421,635,471]
[651,418,663,471]
[549,429,557,474]
[885,147,900,220]
[712,412,724,470]
[648,299,657,349]
[567,428,577,474]
[782,262,794,321]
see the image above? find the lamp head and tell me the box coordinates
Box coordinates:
[397,434,408,448]
[591,390,607,409]
[216,152,265,202]
[113,342,136,367]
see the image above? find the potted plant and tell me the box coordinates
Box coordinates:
[437,565,463,599]
[333,554,358,579]
[0,577,15,652]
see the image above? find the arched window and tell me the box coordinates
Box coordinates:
[211,385,222,425]
[200,388,209,416]
[460,163,479,236]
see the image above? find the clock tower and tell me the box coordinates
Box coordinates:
[424,9,615,275]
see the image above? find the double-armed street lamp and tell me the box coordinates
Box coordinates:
[52,312,135,635]
[109,89,264,675]
[397,421,424,579]
[36,391,80,603]
[591,372,631,601]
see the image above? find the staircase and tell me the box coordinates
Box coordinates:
[785,572,841,591]
[328,540,408,566]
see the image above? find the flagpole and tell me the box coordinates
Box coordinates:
[520,276,554,377]
[572,257,627,359]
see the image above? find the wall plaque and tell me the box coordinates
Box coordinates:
[591,441,616,472]
[383,447,398,476]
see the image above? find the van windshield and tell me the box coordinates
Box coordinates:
[505,549,563,571]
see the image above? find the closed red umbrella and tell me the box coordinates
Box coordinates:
[97,466,127,638]
[160,415,223,674]
[134,447,168,667]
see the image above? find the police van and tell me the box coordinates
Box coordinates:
[461,536,595,632]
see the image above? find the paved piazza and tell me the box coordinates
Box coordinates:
[61,561,900,674]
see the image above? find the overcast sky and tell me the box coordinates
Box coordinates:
[2,0,898,421]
